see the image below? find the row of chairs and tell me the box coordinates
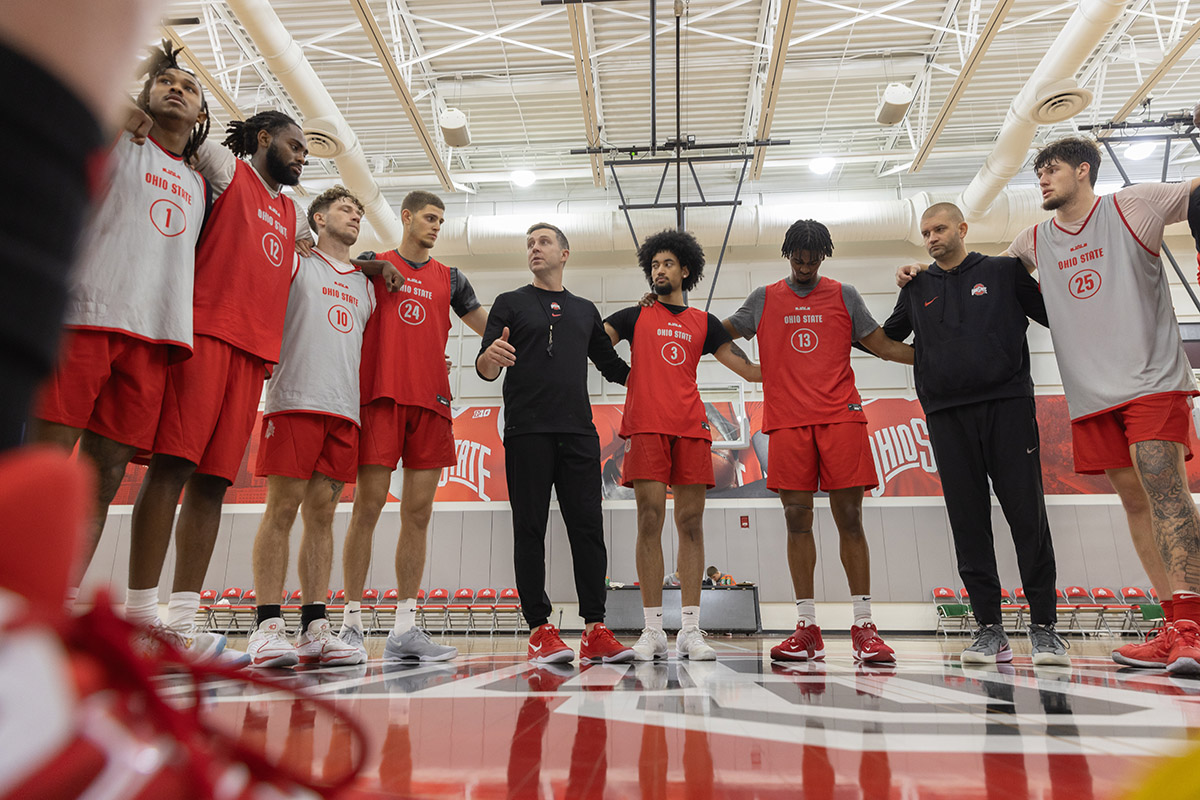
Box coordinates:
[932,585,1164,636]
[197,587,528,636]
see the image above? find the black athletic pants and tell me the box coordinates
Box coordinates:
[505,432,608,627]
[925,397,1057,626]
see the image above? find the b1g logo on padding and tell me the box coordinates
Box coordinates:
[791,328,818,353]
[661,341,687,365]
[149,198,186,237]
[1070,269,1101,300]
[262,232,284,267]
[398,298,426,325]
[328,304,354,333]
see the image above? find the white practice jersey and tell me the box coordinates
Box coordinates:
[1029,192,1197,419]
[64,135,206,351]
[264,248,376,423]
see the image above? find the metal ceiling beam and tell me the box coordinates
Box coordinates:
[567,3,606,186]
[590,0,757,58]
[790,0,920,46]
[161,25,243,123]
[1112,16,1200,122]
[349,0,454,191]
[750,0,800,179]
[910,0,1015,173]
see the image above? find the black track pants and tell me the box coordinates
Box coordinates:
[926,398,1058,626]
[505,432,608,627]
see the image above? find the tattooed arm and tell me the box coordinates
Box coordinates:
[714,340,762,382]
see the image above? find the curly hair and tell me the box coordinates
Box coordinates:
[135,40,210,161]
[1033,137,1101,187]
[221,110,299,158]
[780,219,834,260]
[637,229,705,293]
[307,186,364,232]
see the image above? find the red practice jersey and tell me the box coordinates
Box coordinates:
[619,303,712,441]
[758,277,866,431]
[192,159,297,365]
[359,252,455,419]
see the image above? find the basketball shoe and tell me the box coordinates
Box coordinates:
[528,623,574,663]
[851,622,896,663]
[247,617,299,668]
[1112,624,1171,669]
[297,618,365,666]
[1167,619,1200,675]
[580,624,635,664]
[771,622,825,661]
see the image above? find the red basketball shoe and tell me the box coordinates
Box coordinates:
[851,622,896,664]
[1112,625,1171,669]
[770,623,825,661]
[1167,619,1200,675]
[528,623,574,663]
[580,624,635,664]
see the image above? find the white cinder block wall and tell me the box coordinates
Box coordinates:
[85,233,1200,612]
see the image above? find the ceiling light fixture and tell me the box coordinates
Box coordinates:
[809,156,837,175]
[511,169,537,187]
[1124,140,1157,161]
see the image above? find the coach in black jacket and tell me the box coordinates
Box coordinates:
[886,202,1068,666]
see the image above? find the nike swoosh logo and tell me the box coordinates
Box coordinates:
[530,643,542,651]
[925,297,938,307]
[1027,446,1038,453]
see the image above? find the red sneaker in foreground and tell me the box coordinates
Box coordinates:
[580,624,635,664]
[1112,625,1171,669]
[1167,619,1200,675]
[770,623,825,661]
[851,622,896,664]
[528,623,574,663]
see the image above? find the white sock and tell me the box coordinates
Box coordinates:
[392,597,418,636]
[852,595,873,626]
[681,605,701,631]
[63,586,79,614]
[343,601,363,631]
[124,587,160,626]
[166,591,201,631]
[796,598,817,627]
[644,606,664,633]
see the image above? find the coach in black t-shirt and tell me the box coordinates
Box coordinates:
[476,223,634,664]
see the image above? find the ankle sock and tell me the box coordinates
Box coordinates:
[124,587,160,626]
[300,602,326,631]
[852,595,873,626]
[644,606,664,632]
[343,600,363,631]
[166,591,201,630]
[392,597,418,636]
[681,605,701,631]
[256,604,283,627]
[795,598,816,627]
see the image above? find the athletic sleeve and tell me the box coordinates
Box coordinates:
[881,290,913,343]
[1014,260,1049,327]
[475,292,510,381]
[588,304,631,385]
[1007,225,1037,271]
[1113,182,1191,251]
[191,139,237,198]
[726,286,766,338]
[703,312,733,355]
[450,268,482,317]
[604,306,640,343]
[841,284,880,343]
[293,199,311,242]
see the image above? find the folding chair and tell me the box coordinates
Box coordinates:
[999,588,1024,632]
[471,588,499,634]
[494,588,524,634]
[1122,587,1162,633]
[281,589,303,631]
[1092,586,1134,631]
[423,588,450,632]
[1064,586,1107,633]
[931,587,969,635]
[445,588,476,633]
[197,589,218,631]
[373,589,397,633]
[327,589,347,628]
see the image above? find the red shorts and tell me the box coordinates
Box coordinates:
[358,399,455,470]
[153,335,266,483]
[1071,392,1196,474]
[620,433,714,488]
[35,328,169,450]
[766,423,878,493]
[255,412,359,484]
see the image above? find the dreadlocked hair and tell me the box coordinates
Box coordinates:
[780,219,834,260]
[222,110,298,158]
[637,229,706,293]
[135,39,210,162]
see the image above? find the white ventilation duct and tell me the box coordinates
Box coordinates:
[958,0,1127,219]
[225,0,403,249]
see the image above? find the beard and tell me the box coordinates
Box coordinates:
[652,282,674,296]
[266,142,300,186]
[1041,192,1066,211]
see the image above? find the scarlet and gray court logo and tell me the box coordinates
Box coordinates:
[661,341,687,365]
[262,232,284,268]
[791,328,818,353]
[398,298,426,325]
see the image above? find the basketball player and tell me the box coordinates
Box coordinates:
[899,137,1200,673]
[725,220,911,664]
[885,203,1068,666]
[338,191,487,662]
[246,188,376,669]
[122,112,311,651]
[476,222,634,664]
[603,229,762,661]
[30,43,210,633]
